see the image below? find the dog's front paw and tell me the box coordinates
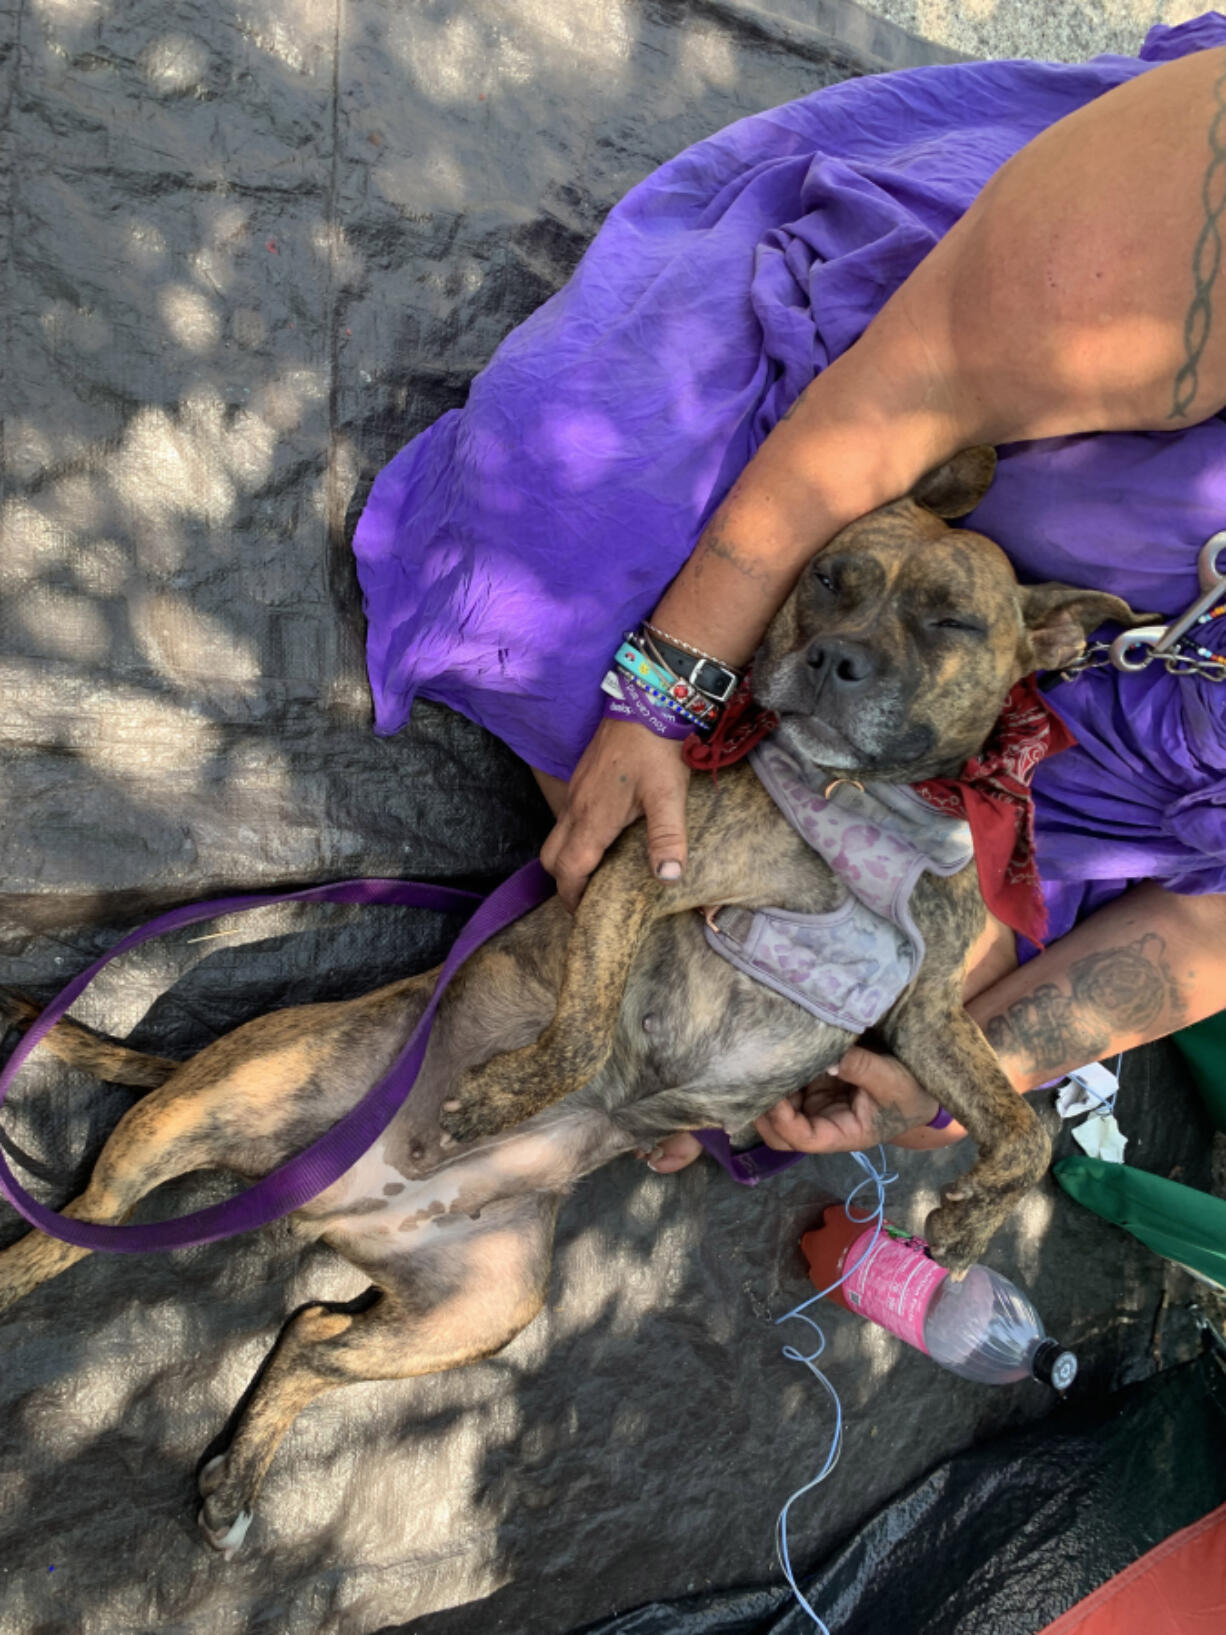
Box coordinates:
[197,1453,256,1559]
[438,1089,503,1144]
[923,1187,998,1281]
[439,1060,533,1143]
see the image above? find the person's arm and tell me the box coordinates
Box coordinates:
[757,885,1226,1157]
[543,45,1226,906]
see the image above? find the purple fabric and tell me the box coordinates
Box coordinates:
[695,1128,804,1185]
[354,15,1226,947]
[0,867,554,1252]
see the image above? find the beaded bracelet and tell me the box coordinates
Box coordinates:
[626,672,709,728]
[1192,602,1226,666]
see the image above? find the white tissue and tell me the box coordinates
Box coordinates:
[1056,1059,1127,1164]
[1071,1112,1128,1164]
[1056,1060,1120,1120]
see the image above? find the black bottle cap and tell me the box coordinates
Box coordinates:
[1031,1339,1078,1391]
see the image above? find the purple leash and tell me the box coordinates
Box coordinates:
[0,864,553,1253]
[0,860,801,1251]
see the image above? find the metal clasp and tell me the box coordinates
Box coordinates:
[1110,532,1226,672]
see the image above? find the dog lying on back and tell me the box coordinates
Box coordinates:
[0,447,1133,1555]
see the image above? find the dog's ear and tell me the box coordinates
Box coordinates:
[1021,583,1142,671]
[911,446,997,518]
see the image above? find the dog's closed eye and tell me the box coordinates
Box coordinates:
[930,616,986,634]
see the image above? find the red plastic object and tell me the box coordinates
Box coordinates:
[800,1203,874,1313]
[1036,1500,1226,1635]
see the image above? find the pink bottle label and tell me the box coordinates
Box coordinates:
[842,1226,949,1353]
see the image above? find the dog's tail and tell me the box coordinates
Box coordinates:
[0,989,180,1090]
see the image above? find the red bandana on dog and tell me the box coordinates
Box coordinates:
[912,677,1075,948]
[684,675,1074,948]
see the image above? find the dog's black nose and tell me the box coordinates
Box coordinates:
[806,637,876,690]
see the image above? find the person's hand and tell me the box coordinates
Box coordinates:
[541,718,691,910]
[754,1048,943,1154]
[640,1046,957,1171]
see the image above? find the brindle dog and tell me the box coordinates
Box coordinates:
[0,448,1133,1556]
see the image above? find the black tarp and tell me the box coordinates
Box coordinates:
[580,1348,1226,1635]
[1,4,1221,1633]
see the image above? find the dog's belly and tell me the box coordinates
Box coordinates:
[595,911,858,1143]
[290,912,852,1258]
[296,1106,622,1259]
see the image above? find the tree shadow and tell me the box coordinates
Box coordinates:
[3,3,1194,1635]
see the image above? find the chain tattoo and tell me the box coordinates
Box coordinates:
[982,933,1185,1077]
[1171,54,1226,420]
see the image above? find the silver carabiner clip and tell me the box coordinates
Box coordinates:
[1109,531,1226,672]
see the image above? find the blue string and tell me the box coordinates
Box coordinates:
[773,1145,897,1634]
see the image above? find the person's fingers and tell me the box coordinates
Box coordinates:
[755,1093,811,1150]
[640,1132,703,1173]
[540,721,690,907]
[835,1045,939,1120]
[538,814,568,879]
[541,805,627,912]
[642,767,689,882]
[835,1044,895,1093]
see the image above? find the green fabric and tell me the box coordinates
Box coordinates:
[1054,1155,1226,1291]
[1173,1012,1226,1132]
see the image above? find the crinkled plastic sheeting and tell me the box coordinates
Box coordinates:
[0,4,1216,1634]
[580,1351,1226,1635]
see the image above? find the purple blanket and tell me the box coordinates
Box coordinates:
[354,14,1226,943]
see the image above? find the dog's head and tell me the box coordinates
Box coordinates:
[752,447,1138,783]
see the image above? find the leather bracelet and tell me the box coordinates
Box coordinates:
[643,622,739,672]
[639,626,741,705]
[644,624,729,663]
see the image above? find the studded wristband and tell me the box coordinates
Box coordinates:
[614,640,722,724]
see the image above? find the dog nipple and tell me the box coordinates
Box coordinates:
[642,1013,658,1035]
[409,1142,425,1161]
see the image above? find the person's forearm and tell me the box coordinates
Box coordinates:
[974,883,1226,1093]
[650,349,961,665]
[652,46,1226,670]
[891,883,1226,1151]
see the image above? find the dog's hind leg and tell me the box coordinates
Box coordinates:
[0,1071,241,1314]
[1,990,179,1088]
[0,975,440,1316]
[887,995,1050,1276]
[196,1192,558,1555]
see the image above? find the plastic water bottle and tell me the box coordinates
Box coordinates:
[800,1204,1078,1389]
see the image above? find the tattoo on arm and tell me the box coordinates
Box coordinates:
[1170,53,1226,420]
[870,1100,914,1142]
[982,933,1185,1076]
[692,513,775,586]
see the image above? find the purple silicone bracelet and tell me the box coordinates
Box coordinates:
[601,673,694,740]
[927,1106,954,1130]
